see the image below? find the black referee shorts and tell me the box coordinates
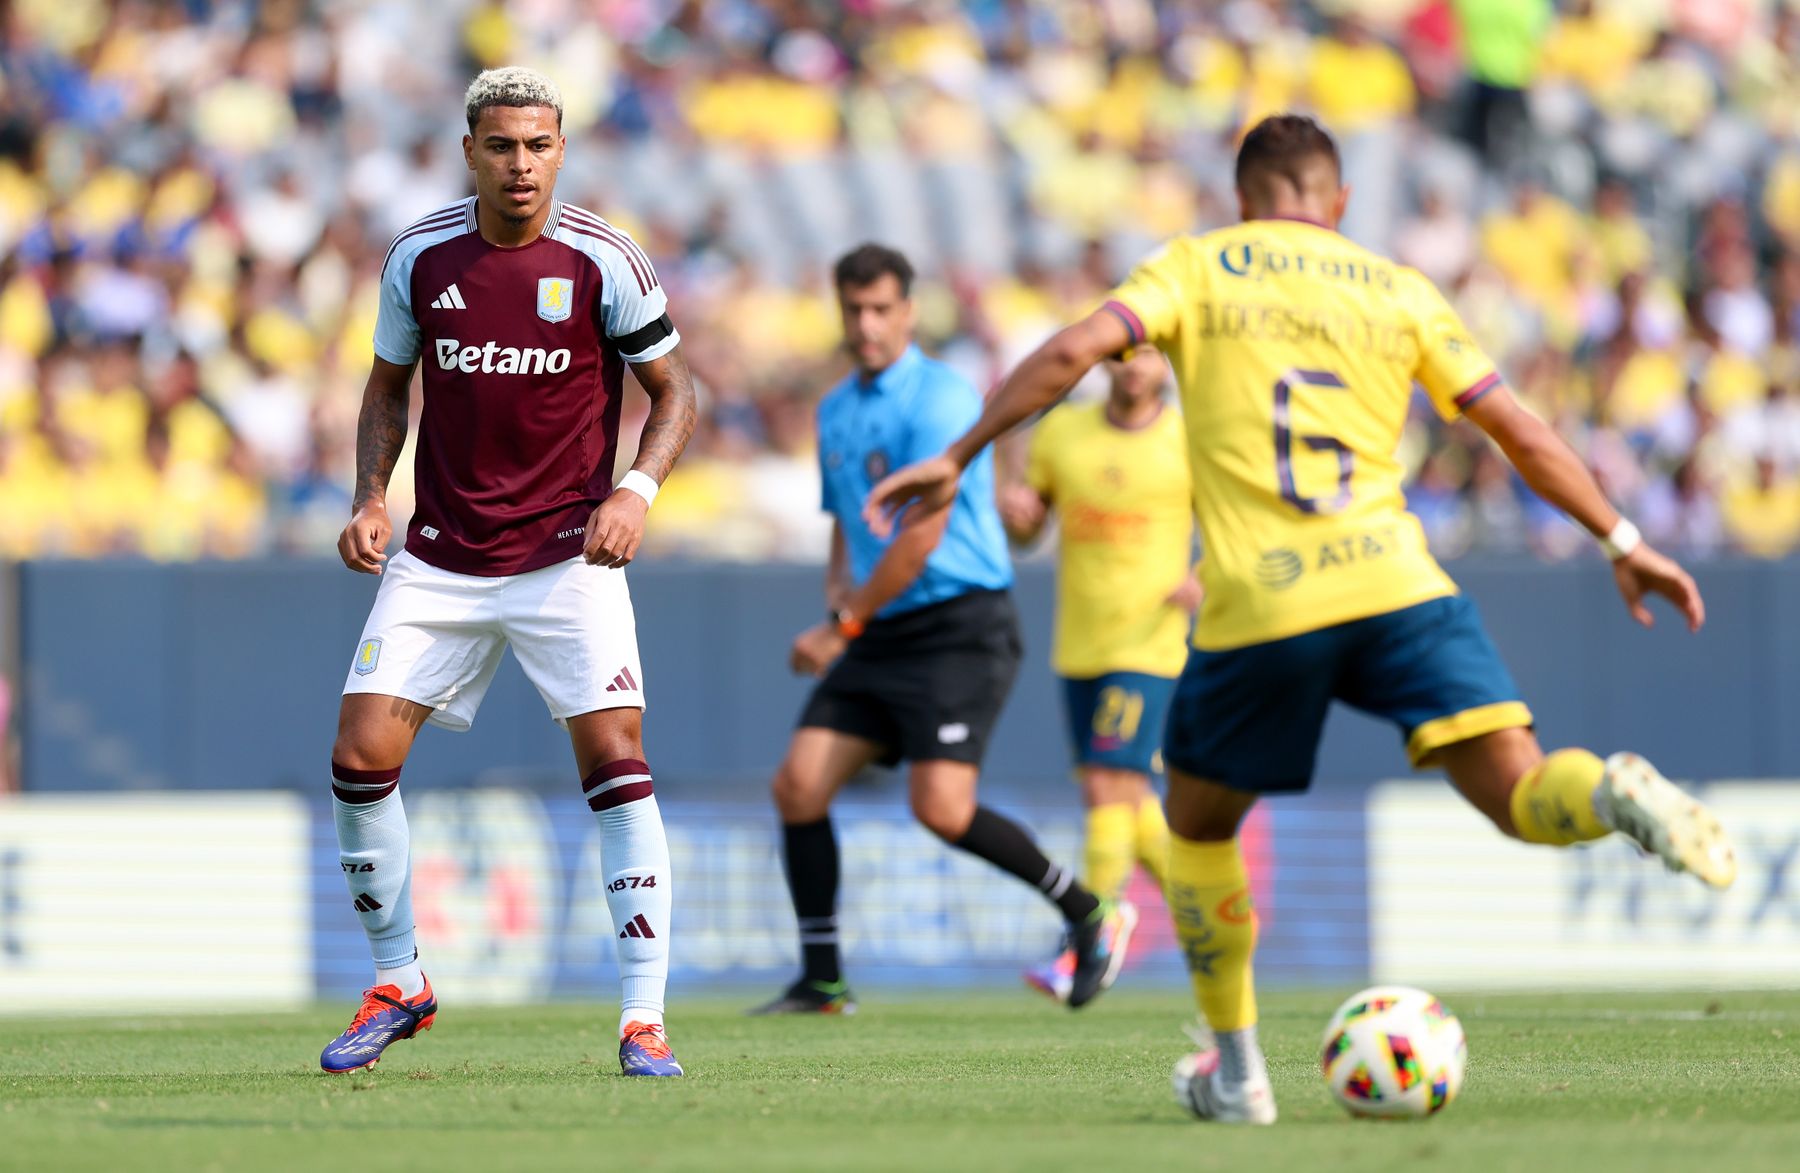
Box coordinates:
[798,589,1022,767]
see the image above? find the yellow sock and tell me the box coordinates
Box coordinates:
[1509,748,1608,845]
[1134,797,1170,890]
[1083,803,1137,902]
[1167,834,1258,1031]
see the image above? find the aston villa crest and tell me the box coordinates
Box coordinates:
[537,277,573,323]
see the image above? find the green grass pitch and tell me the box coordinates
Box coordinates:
[5,990,1798,1172]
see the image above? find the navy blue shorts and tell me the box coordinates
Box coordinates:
[1059,671,1178,775]
[1162,594,1532,794]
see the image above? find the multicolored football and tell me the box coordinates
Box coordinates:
[1321,985,1467,1119]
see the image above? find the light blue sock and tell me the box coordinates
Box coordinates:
[331,771,418,979]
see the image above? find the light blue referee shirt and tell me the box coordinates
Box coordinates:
[817,344,1013,618]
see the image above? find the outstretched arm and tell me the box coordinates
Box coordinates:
[790,507,953,676]
[840,506,951,625]
[1463,384,1703,631]
[338,357,417,574]
[864,308,1132,535]
[584,345,698,568]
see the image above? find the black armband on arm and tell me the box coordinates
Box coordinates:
[615,313,675,356]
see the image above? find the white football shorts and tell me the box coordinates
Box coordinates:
[342,550,644,730]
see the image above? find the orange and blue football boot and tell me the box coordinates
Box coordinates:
[319,976,437,1073]
[619,1021,684,1076]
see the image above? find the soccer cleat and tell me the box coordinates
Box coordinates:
[1172,1048,1278,1125]
[1023,947,1076,1004]
[618,1021,684,1076]
[319,976,437,1073]
[1598,752,1737,889]
[1067,899,1137,1009]
[747,978,857,1016]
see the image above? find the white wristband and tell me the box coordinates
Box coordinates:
[1598,517,1641,561]
[617,469,660,508]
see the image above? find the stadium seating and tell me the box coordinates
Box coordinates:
[1,0,1798,561]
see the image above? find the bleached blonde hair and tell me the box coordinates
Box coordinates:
[464,67,563,131]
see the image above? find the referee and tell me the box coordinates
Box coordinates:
[751,244,1134,1015]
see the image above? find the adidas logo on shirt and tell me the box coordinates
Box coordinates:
[430,283,467,310]
[604,666,639,693]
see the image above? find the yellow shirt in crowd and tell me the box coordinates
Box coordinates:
[1724,479,1800,560]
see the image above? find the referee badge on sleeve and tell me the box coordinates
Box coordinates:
[537,277,574,323]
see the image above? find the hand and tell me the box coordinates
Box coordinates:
[998,484,1047,534]
[789,621,847,677]
[584,488,649,568]
[338,503,392,574]
[1611,543,1704,632]
[1165,575,1204,615]
[864,454,962,539]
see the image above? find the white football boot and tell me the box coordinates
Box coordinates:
[1171,1025,1277,1125]
[1598,752,1737,889]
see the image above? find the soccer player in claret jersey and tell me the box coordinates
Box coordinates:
[1001,348,1196,1002]
[868,114,1737,1124]
[320,68,696,1078]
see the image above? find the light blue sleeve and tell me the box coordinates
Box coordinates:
[907,373,981,462]
[372,248,421,365]
[596,235,679,363]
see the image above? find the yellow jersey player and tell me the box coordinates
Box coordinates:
[868,114,1736,1125]
[1000,347,1196,1002]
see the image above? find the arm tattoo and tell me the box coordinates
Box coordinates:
[352,373,411,511]
[631,347,698,484]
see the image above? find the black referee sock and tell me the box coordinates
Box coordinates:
[952,806,1102,925]
[782,817,843,986]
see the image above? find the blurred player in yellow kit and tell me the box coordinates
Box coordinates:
[868,114,1738,1125]
[998,348,1196,1002]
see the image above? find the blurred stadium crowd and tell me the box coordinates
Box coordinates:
[3,0,1800,563]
